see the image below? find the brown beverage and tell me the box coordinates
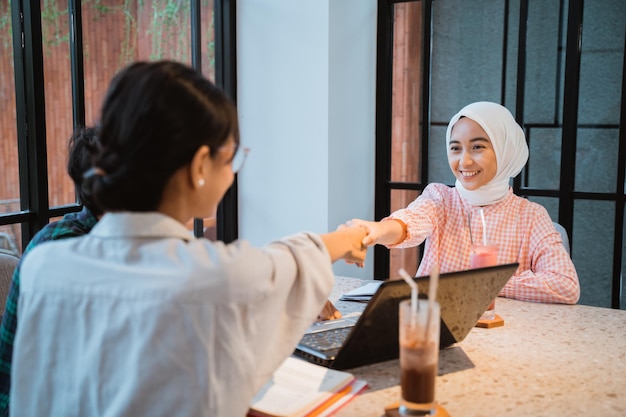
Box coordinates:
[400,360,437,403]
[399,300,440,415]
[400,341,437,405]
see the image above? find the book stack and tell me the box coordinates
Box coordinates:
[248,356,368,417]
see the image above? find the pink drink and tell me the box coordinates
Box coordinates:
[470,244,498,320]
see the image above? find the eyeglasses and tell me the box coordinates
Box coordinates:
[218,144,250,174]
[231,146,250,174]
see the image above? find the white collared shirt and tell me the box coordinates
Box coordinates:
[12,212,333,417]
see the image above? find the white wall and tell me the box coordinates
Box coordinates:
[237,0,377,278]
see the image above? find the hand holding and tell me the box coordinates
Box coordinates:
[345,219,382,247]
[342,225,368,265]
[319,224,369,266]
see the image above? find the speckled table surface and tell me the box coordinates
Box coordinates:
[330,277,626,417]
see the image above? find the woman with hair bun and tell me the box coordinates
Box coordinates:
[11,60,367,417]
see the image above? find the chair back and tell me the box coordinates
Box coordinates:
[0,252,19,315]
[553,222,571,255]
[0,233,18,257]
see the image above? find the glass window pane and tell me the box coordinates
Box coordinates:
[0,3,21,230]
[577,0,625,126]
[573,200,614,307]
[137,1,192,63]
[390,1,423,185]
[82,3,137,125]
[574,2,624,194]
[525,127,562,190]
[523,0,563,124]
[431,0,505,122]
[83,1,196,125]
[41,1,74,207]
[201,1,216,81]
[428,125,455,185]
[574,128,618,193]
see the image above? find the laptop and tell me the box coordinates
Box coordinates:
[294,263,518,370]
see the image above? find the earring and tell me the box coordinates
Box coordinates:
[198,178,205,187]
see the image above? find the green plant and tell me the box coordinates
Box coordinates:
[41,0,69,51]
[4,0,215,72]
[0,3,13,52]
[147,0,190,62]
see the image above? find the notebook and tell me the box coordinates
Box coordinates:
[294,263,519,370]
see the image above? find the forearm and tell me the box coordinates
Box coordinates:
[375,218,407,246]
[500,213,581,304]
[499,269,580,304]
[346,218,407,247]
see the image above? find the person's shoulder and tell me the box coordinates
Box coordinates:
[25,222,62,251]
[24,216,93,254]
[511,194,549,214]
[506,194,554,228]
[18,239,71,291]
[421,183,459,202]
[422,183,455,194]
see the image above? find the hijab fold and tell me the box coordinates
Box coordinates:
[445,101,529,206]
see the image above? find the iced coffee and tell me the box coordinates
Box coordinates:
[399,299,440,416]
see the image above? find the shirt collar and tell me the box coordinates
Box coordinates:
[89,212,195,242]
[74,206,99,226]
[459,186,515,212]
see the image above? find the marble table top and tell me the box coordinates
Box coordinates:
[329,276,626,417]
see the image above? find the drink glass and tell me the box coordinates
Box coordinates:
[470,243,499,321]
[399,299,440,416]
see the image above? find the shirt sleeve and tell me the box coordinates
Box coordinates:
[212,232,335,395]
[384,184,446,249]
[499,208,580,304]
[0,265,19,417]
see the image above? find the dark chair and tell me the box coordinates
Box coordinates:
[553,222,570,255]
[0,252,19,315]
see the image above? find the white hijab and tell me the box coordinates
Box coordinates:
[445,101,529,206]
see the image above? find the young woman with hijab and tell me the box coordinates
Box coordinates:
[11,61,367,417]
[348,101,579,304]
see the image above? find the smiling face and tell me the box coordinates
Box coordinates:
[447,117,497,190]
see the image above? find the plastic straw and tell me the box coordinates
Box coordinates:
[479,208,487,245]
[468,213,474,245]
[399,268,418,315]
[424,265,440,340]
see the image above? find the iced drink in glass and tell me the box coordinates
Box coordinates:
[399,299,440,416]
[470,243,499,320]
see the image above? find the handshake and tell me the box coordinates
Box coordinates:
[330,217,405,268]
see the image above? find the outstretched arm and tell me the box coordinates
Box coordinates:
[345,218,407,247]
[319,225,368,264]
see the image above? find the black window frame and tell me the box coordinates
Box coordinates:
[1,0,240,251]
[374,0,626,309]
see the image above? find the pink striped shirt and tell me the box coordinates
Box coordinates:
[387,183,580,304]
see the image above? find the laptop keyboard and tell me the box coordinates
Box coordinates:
[299,327,352,352]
